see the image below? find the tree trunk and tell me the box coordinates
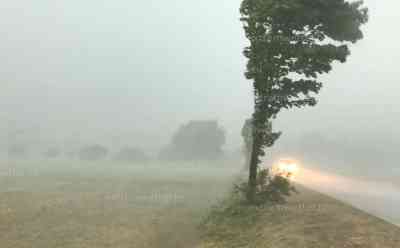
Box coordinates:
[246,139,259,203]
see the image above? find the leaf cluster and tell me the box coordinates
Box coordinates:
[240,0,368,113]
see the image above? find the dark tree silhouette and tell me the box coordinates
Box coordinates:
[8,144,28,158]
[240,0,368,203]
[161,120,226,161]
[44,147,61,158]
[114,147,149,162]
[78,145,108,161]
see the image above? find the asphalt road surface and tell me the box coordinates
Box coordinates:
[295,167,400,226]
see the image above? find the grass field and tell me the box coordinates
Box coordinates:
[2,159,400,248]
[199,186,400,248]
[0,159,240,248]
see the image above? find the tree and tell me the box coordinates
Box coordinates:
[161,120,226,161]
[7,144,28,158]
[114,147,149,162]
[240,0,368,203]
[44,147,61,158]
[78,145,108,161]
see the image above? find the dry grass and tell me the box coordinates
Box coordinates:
[0,160,238,248]
[2,160,399,248]
[199,187,400,248]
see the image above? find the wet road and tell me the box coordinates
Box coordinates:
[295,167,400,226]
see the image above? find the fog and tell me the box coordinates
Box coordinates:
[1,0,399,169]
[296,166,400,226]
[1,2,400,246]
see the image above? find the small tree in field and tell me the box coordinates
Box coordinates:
[240,0,368,203]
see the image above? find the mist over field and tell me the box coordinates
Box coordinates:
[0,1,398,191]
[0,0,399,246]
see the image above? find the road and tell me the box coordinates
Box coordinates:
[295,167,400,226]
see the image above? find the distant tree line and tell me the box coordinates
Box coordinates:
[4,120,227,163]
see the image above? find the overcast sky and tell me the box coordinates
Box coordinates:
[1,0,399,153]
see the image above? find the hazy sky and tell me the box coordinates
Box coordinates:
[1,0,399,153]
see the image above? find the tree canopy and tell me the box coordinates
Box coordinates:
[78,145,108,161]
[114,147,149,162]
[161,120,226,161]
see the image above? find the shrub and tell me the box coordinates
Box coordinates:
[234,168,297,205]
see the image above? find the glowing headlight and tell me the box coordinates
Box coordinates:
[272,159,300,180]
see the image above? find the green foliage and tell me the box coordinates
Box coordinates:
[240,0,368,203]
[200,170,297,245]
[236,168,297,205]
[241,118,274,167]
